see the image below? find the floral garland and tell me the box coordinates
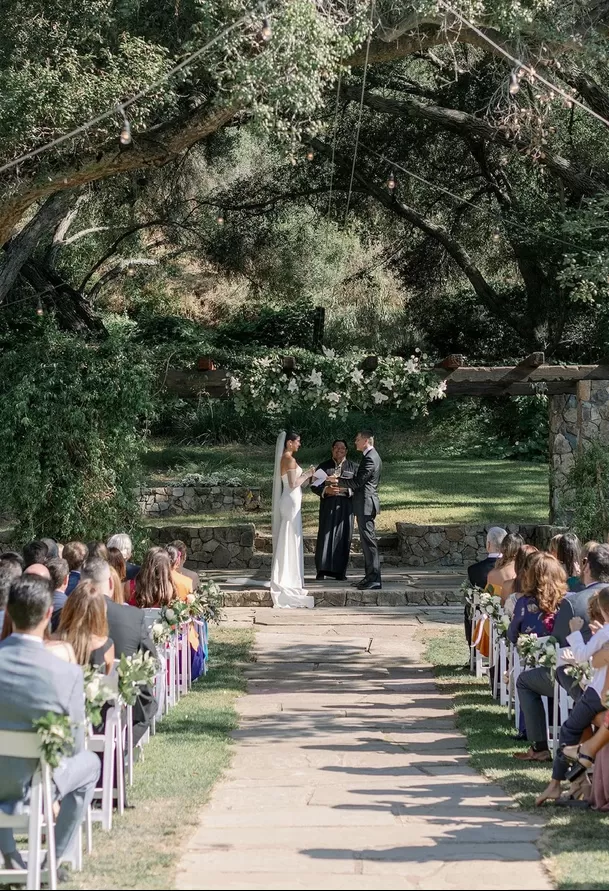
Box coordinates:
[565,660,593,689]
[495,614,511,642]
[460,582,484,619]
[116,652,159,706]
[517,633,559,675]
[479,591,503,621]
[83,666,116,728]
[33,713,74,769]
[227,350,446,421]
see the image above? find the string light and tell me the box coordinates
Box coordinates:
[492,228,501,242]
[306,148,314,161]
[261,17,272,41]
[387,170,396,191]
[509,73,520,96]
[216,210,225,225]
[0,11,257,177]
[118,107,132,148]
[36,296,44,316]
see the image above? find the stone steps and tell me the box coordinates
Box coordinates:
[222,586,464,609]
[255,531,400,556]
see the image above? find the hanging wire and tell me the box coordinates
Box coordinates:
[0,10,262,177]
[344,0,375,222]
[439,0,609,130]
[326,64,344,219]
[359,142,591,252]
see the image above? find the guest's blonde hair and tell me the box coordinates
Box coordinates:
[108,566,125,605]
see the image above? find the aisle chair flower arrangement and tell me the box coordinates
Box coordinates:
[116,652,159,707]
[33,713,75,769]
[83,665,117,729]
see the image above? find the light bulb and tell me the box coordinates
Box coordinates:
[36,297,44,316]
[217,212,225,225]
[119,119,132,147]
[387,171,396,191]
[306,148,314,161]
[492,228,501,243]
[509,73,520,95]
[261,17,272,41]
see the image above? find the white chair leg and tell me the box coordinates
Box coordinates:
[86,805,93,855]
[28,772,43,891]
[126,705,134,787]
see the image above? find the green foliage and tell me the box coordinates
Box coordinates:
[215,299,318,349]
[0,321,153,542]
[565,441,609,541]
[33,712,74,769]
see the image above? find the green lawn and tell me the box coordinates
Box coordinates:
[65,627,253,891]
[424,627,609,891]
[142,439,549,533]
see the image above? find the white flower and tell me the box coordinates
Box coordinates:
[373,391,389,404]
[152,622,164,635]
[287,377,299,393]
[427,381,447,400]
[308,370,323,387]
[404,359,418,373]
[267,400,279,412]
[326,392,340,404]
[85,677,101,700]
[257,357,273,368]
[186,593,196,605]
[380,377,394,390]
[165,608,176,623]
[322,347,336,359]
[350,368,364,385]
[228,376,241,391]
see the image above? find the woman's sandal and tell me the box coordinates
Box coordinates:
[565,746,595,782]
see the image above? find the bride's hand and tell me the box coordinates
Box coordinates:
[308,465,316,476]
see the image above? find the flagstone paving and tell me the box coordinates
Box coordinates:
[176,609,551,891]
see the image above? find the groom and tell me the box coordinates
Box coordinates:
[328,429,382,590]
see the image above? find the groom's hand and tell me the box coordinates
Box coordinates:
[326,485,340,496]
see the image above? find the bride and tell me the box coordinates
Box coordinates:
[271,430,316,609]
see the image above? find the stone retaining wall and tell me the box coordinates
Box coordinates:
[138,485,261,517]
[222,587,464,608]
[147,524,258,570]
[396,523,566,566]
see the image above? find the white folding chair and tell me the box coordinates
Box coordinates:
[86,705,124,832]
[498,638,509,707]
[0,729,57,890]
[179,624,190,697]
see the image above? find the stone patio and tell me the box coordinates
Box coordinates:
[206,566,468,608]
[176,609,551,891]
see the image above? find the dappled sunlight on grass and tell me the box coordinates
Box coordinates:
[426,627,609,891]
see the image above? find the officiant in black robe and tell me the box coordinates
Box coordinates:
[311,440,358,580]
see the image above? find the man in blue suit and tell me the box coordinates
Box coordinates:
[0,575,100,874]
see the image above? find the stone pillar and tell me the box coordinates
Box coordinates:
[550,380,609,523]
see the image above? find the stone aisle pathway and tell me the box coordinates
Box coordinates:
[176,610,551,891]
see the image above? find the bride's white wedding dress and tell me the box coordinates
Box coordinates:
[270,435,314,609]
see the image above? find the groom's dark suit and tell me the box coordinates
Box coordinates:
[341,447,382,584]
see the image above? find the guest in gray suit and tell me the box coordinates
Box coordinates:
[0,575,100,872]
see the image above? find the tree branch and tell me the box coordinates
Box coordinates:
[342,84,605,197]
[0,102,239,246]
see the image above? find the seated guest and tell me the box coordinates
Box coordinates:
[165,546,204,680]
[22,540,49,569]
[536,586,609,805]
[503,544,538,614]
[86,541,108,562]
[47,557,70,632]
[486,532,524,602]
[508,552,566,644]
[0,553,24,569]
[0,575,100,873]
[63,541,88,595]
[549,533,563,557]
[170,539,199,589]
[557,532,583,591]
[166,545,193,599]
[1,569,77,664]
[40,538,60,559]
[107,533,140,582]
[108,565,125,605]
[515,543,609,763]
[132,548,176,609]
[465,526,507,645]
[81,558,157,746]
[0,559,22,635]
[57,580,115,674]
[107,547,128,603]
